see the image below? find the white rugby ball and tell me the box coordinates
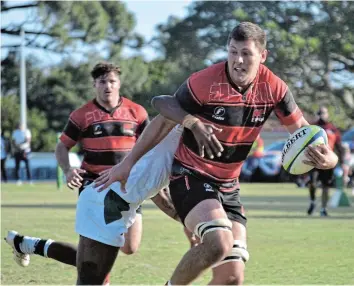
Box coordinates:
[282,125,328,175]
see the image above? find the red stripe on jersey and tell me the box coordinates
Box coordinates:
[60,133,77,149]
[81,136,136,151]
[195,116,261,143]
[175,144,244,183]
[279,106,303,126]
[81,161,113,174]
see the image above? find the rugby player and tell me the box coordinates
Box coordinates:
[307,106,344,216]
[5,62,151,284]
[97,22,339,285]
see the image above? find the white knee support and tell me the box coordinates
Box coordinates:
[193,218,232,242]
[212,240,250,268]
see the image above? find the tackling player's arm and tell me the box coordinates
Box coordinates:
[152,81,223,159]
[274,89,338,169]
[95,114,177,190]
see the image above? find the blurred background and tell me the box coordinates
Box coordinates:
[1,1,353,182]
[1,2,354,285]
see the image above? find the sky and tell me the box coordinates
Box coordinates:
[1,0,193,66]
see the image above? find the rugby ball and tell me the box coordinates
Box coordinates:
[282,125,328,175]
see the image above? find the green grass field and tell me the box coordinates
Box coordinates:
[1,182,354,285]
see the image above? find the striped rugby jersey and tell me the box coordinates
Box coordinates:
[173,61,303,186]
[60,97,149,175]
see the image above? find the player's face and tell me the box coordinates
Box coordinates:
[227,39,267,89]
[94,71,121,106]
[318,107,329,122]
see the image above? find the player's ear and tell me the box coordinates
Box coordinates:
[260,49,268,63]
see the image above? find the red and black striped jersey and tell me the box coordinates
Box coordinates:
[174,61,303,185]
[60,98,149,175]
[314,120,341,151]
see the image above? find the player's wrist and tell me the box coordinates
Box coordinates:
[182,114,200,130]
[63,166,72,175]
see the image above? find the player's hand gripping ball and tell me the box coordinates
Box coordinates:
[282,125,328,175]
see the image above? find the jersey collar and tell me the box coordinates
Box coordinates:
[93,97,123,116]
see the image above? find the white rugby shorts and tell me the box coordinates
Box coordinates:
[75,126,182,247]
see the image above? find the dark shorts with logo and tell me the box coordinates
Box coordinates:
[78,172,142,214]
[169,161,246,226]
[310,168,334,188]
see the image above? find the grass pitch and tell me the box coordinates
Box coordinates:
[1,182,354,285]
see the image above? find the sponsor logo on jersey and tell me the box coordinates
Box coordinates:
[212,106,226,121]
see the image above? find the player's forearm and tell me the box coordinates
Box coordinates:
[55,142,71,174]
[284,116,310,134]
[152,95,200,128]
[151,189,180,222]
[122,115,177,167]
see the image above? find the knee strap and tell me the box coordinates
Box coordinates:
[212,240,250,268]
[194,218,232,242]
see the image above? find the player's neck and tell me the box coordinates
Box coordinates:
[96,96,120,111]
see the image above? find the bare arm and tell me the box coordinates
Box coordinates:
[150,189,180,222]
[122,114,177,168]
[152,95,223,159]
[56,141,86,189]
[283,116,310,134]
[152,95,192,125]
[55,141,72,174]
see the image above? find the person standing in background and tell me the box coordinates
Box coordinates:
[11,124,32,185]
[1,129,11,183]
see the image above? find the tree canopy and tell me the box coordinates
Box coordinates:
[1,1,353,151]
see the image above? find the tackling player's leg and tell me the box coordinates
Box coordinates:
[120,207,143,255]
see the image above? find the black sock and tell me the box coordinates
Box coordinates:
[13,235,25,254]
[34,239,48,256]
[309,186,316,201]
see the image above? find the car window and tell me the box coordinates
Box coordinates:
[265,141,285,152]
[342,129,354,141]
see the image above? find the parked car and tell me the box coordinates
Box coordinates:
[342,127,354,186]
[240,140,290,182]
[342,127,354,153]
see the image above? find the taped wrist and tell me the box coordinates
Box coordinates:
[182,115,200,130]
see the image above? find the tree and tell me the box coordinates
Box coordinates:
[155,1,354,128]
[0,95,56,151]
[1,1,142,55]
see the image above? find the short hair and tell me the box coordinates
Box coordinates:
[227,22,267,50]
[90,62,121,80]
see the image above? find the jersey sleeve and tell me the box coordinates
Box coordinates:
[274,88,303,126]
[175,79,204,114]
[59,112,83,149]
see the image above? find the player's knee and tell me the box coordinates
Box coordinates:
[203,230,233,264]
[77,261,106,285]
[223,272,244,285]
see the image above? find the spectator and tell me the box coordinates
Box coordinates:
[1,129,11,183]
[11,123,32,185]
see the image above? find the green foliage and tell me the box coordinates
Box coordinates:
[1,95,20,132]
[2,1,353,151]
[155,0,354,128]
[1,1,139,53]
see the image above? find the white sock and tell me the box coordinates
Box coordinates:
[167,281,172,286]
[20,236,40,254]
[44,239,54,258]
